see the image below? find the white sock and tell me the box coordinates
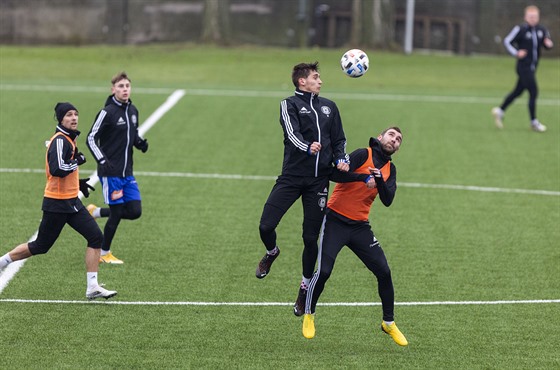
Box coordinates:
[101,250,110,256]
[0,253,13,269]
[92,208,102,218]
[267,246,279,256]
[87,272,99,290]
[384,320,394,326]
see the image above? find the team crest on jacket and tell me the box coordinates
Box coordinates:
[132,114,138,125]
[321,106,331,116]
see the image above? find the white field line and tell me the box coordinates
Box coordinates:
[0,90,186,294]
[2,168,559,196]
[0,298,558,306]
[1,84,559,105]
[0,231,36,293]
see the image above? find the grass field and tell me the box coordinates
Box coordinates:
[0,45,559,369]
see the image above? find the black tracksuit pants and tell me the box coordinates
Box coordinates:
[306,211,395,322]
[501,65,539,120]
[259,175,329,279]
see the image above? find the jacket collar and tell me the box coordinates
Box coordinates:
[294,88,317,102]
[369,137,392,162]
[56,124,80,140]
[105,94,131,108]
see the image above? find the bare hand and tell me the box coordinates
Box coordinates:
[368,167,381,178]
[336,162,349,172]
[366,177,377,189]
[309,142,322,155]
[544,38,553,48]
[517,49,527,59]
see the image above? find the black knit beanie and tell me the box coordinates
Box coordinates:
[54,102,77,123]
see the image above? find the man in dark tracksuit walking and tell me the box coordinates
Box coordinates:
[256,62,350,316]
[302,127,407,346]
[86,72,149,265]
[492,5,553,132]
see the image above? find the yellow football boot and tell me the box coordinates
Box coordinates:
[381,321,408,346]
[99,251,124,264]
[302,314,315,339]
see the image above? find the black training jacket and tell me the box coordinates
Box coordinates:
[503,23,552,72]
[279,89,348,178]
[87,95,143,177]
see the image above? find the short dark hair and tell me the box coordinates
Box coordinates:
[111,71,130,85]
[381,126,403,139]
[292,62,319,88]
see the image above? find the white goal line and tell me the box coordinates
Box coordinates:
[0,298,558,306]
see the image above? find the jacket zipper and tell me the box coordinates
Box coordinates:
[531,28,537,72]
[310,94,320,177]
[123,104,130,177]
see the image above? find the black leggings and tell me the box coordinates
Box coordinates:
[102,200,142,251]
[28,208,103,255]
[306,212,395,321]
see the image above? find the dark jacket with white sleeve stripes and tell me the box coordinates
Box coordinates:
[279,89,349,177]
[42,124,84,214]
[87,95,144,177]
[503,23,552,72]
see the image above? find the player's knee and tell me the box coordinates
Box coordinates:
[124,201,142,220]
[375,266,392,281]
[318,267,333,281]
[87,229,104,248]
[302,235,318,253]
[302,232,319,247]
[28,240,53,255]
[128,208,142,220]
[259,222,275,235]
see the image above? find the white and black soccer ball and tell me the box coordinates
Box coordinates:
[340,49,369,78]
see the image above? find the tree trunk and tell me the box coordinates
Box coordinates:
[202,0,230,44]
[219,0,231,45]
[372,0,382,47]
[381,0,395,49]
[295,0,311,48]
[369,0,395,49]
[350,0,363,46]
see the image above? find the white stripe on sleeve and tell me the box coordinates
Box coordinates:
[281,100,308,151]
[88,110,107,161]
[55,138,77,172]
[503,25,520,57]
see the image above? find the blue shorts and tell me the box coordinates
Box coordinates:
[100,176,141,205]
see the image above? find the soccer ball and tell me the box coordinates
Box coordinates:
[340,49,369,78]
